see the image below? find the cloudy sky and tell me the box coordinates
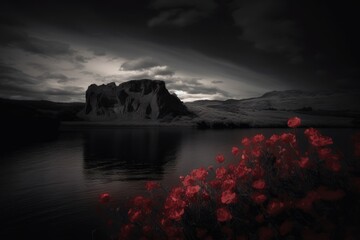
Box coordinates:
[0,0,359,102]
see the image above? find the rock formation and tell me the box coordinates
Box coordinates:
[80,79,193,121]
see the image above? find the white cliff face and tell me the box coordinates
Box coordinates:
[80,80,192,121]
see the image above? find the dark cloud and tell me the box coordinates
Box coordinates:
[149,0,217,27]
[37,72,76,83]
[27,62,49,71]
[120,57,161,71]
[232,0,301,58]
[74,55,91,63]
[89,48,106,56]
[0,0,359,102]
[211,80,223,84]
[0,63,83,101]
[0,26,75,57]
[0,64,37,85]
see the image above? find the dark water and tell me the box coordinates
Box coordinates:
[0,127,357,239]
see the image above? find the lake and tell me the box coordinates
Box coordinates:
[0,127,357,239]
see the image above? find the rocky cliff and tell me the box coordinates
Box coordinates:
[80,79,193,121]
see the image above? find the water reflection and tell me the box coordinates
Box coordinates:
[82,128,185,181]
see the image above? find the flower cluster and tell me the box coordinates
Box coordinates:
[98,117,360,240]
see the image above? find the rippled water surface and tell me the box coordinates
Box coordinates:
[0,127,356,239]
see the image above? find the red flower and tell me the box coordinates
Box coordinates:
[253,134,265,143]
[202,190,211,200]
[142,225,152,236]
[191,167,208,181]
[267,200,285,215]
[128,208,142,222]
[287,116,301,128]
[216,154,225,163]
[232,146,239,156]
[298,157,310,168]
[280,133,296,145]
[221,190,236,204]
[145,181,160,191]
[182,175,195,186]
[325,158,341,172]
[252,147,262,157]
[267,134,279,145]
[99,193,110,204]
[120,224,134,238]
[296,191,319,211]
[216,207,232,222]
[216,167,227,179]
[167,207,185,221]
[279,220,293,236]
[209,179,222,189]
[241,137,251,146]
[305,128,333,147]
[317,148,332,159]
[221,179,236,191]
[252,179,266,190]
[251,192,267,204]
[185,185,201,198]
[258,227,274,240]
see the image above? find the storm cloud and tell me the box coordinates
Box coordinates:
[0,0,359,102]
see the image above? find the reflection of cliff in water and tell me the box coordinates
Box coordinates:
[82,128,185,181]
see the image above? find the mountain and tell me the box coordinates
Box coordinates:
[186,90,360,128]
[79,79,194,122]
[0,98,84,150]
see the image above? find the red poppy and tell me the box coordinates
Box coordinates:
[216,154,225,163]
[267,200,285,215]
[252,147,262,157]
[317,148,332,159]
[221,190,236,204]
[306,130,333,147]
[298,157,310,168]
[267,134,280,145]
[216,167,227,179]
[216,207,232,222]
[252,179,266,190]
[202,190,211,200]
[251,192,267,204]
[241,137,251,146]
[191,167,208,181]
[167,207,185,221]
[253,134,265,143]
[232,146,240,156]
[280,133,296,145]
[221,179,236,191]
[287,117,301,128]
[185,185,201,198]
[120,224,134,238]
[296,191,318,211]
[99,193,110,204]
[145,181,160,191]
[142,225,152,236]
[325,158,341,172]
[128,208,142,222]
[182,175,195,186]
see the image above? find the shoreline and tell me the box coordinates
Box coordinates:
[59,120,360,131]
